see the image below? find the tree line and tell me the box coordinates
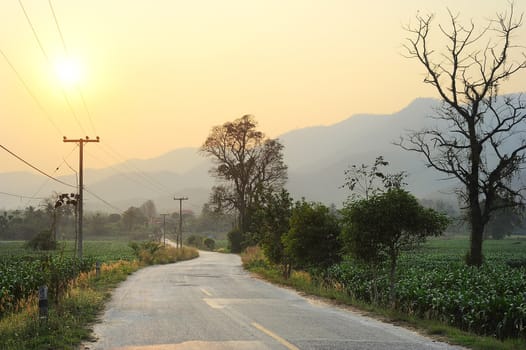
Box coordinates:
[201,3,526,268]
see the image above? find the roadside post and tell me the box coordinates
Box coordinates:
[38,285,48,321]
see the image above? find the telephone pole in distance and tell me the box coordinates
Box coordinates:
[173,197,188,248]
[160,213,169,246]
[63,136,100,259]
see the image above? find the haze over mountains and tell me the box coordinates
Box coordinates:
[0,97,470,213]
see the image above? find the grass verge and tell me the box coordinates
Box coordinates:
[0,241,199,349]
[242,252,526,350]
[0,260,140,350]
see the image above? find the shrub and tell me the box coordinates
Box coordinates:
[25,230,57,251]
[228,229,243,253]
[203,238,215,251]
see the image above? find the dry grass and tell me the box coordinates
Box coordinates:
[0,260,140,349]
[240,246,267,268]
[138,245,199,265]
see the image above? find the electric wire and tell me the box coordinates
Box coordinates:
[48,0,97,135]
[84,149,168,196]
[0,48,63,137]
[83,186,123,213]
[23,144,79,207]
[100,143,174,193]
[0,191,46,200]
[12,2,175,212]
[0,144,76,189]
[17,0,88,135]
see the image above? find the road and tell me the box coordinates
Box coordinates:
[84,250,463,350]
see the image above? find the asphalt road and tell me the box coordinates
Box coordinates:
[83,250,463,350]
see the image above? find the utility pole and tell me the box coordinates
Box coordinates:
[173,197,188,248]
[63,136,100,259]
[160,214,169,246]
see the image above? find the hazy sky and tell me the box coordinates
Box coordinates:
[1,0,525,176]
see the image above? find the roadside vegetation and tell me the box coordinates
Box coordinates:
[243,238,526,350]
[0,239,198,349]
[1,4,525,350]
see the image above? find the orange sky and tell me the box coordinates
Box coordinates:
[1,0,525,176]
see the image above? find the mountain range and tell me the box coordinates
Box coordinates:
[0,97,470,213]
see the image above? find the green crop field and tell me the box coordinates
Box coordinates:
[326,236,526,339]
[0,240,136,317]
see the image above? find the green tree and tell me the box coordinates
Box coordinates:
[86,213,109,236]
[140,200,157,226]
[343,156,406,201]
[228,228,243,253]
[255,189,294,277]
[200,115,288,238]
[121,206,148,231]
[342,189,448,304]
[282,200,341,270]
[399,4,526,266]
[194,203,234,234]
[484,197,523,239]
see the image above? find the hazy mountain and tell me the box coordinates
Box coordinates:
[6,95,520,213]
[281,97,455,205]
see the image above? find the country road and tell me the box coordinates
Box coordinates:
[83,251,463,350]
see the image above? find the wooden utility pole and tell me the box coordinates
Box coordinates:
[160,213,169,246]
[63,136,100,259]
[173,197,188,248]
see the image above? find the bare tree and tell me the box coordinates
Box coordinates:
[200,115,288,234]
[398,4,526,266]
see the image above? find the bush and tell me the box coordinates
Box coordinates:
[25,230,57,251]
[203,238,215,251]
[228,229,243,253]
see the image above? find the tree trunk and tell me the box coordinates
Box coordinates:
[468,217,484,266]
[467,176,484,266]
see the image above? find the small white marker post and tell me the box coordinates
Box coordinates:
[38,285,48,321]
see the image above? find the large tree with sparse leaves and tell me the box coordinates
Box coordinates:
[398,4,526,266]
[200,115,287,235]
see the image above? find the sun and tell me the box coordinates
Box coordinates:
[54,57,84,87]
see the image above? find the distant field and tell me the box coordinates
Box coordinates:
[412,235,526,263]
[0,240,136,262]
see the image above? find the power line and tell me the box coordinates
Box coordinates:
[85,149,168,196]
[0,48,63,136]
[18,0,50,62]
[83,186,122,213]
[98,143,173,194]
[48,0,67,53]
[48,0,97,135]
[24,144,79,207]
[0,144,76,189]
[0,191,46,200]
[18,0,87,135]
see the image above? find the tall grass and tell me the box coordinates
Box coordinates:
[129,241,199,265]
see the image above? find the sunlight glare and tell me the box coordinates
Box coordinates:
[54,57,84,87]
